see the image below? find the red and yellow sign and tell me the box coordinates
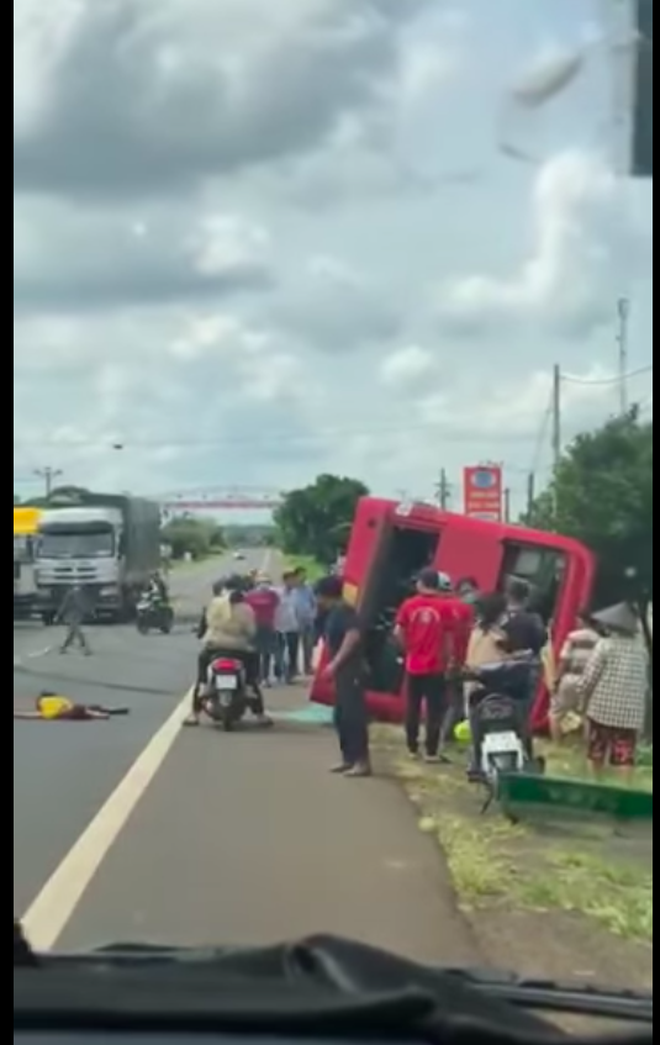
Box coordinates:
[463,466,502,522]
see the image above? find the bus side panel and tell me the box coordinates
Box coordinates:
[309,497,392,709]
[434,518,501,592]
[530,544,596,731]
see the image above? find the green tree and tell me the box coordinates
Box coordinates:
[161,515,224,560]
[527,408,652,612]
[274,473,369,565]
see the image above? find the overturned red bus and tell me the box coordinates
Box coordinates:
[309,497,595,733]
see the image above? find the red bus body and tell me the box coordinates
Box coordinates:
[309,497,595,732]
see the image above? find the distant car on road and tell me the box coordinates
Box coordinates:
[233,551,246,561]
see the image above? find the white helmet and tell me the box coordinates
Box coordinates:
[437,571,453,592]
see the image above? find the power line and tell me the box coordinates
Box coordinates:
[18,388,646,452]
[561,364,652,386]
[13,420,554,452]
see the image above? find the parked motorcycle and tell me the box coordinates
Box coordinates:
[135,593,174,635]
[202,655,249,731]
[464,658,544,812]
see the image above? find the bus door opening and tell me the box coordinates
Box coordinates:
[362,526,440,695]
[499,543,567,627]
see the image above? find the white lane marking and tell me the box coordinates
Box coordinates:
[21,687,194,951]
[22,552,277,947]
[14,645,53,668]
[28,646,53,659]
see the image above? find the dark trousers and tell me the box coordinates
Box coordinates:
[405,673,446,757]
[194,647,264,715]
[440,677,464,745]
[254,625,276,682]
[61,621,90,653]
[275,632,299,681]
[300,624,315,674]
[334,669,369,766]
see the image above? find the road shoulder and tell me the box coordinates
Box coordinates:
[56,704,480,964]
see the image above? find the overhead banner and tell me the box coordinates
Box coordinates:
[463,466,502,522]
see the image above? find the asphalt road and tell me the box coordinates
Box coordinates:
[14,549,478,967]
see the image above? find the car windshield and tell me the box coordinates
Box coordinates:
[14,0,651,1027]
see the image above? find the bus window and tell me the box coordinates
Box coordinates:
[499,543,567,624]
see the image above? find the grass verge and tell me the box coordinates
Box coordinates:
[535,737,653,792]
[372,726,652,945]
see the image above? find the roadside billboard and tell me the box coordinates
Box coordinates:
[463,465,503,521]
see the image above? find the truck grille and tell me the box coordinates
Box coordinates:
[44,566,102,582]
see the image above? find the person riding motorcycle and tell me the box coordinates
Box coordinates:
[144,571,168,606]
[184,580,270,727]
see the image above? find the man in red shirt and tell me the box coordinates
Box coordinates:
[244,574,280,685]
[436,573,475,752]
[394,568,456,761]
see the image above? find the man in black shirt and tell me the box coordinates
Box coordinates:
[316,575,371,777]
[500,578,546,759]
[501,579,547,655]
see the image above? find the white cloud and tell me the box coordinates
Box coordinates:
[380,344,436,389]
[434,150,648,338]
[13,0,652,520]
[187,214,271,276]
[14,197,274,312]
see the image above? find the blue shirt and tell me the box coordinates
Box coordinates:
[293,583,316,626]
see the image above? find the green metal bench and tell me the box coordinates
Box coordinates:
[496,772,653,825]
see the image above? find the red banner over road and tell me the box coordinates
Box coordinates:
[463,465,503,521]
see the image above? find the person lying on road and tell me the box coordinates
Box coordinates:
[14,691,130,721]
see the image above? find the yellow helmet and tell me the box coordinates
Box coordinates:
[453,719,472,744]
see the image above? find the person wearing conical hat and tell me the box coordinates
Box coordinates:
[576,601,648,780]
[550,609,600,743]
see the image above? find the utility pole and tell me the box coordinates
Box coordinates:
[435,469,450,510]
[526,472,535,520]
[34,467,62,497]
[616,296,630,415]
[503,487,511,523]
[551,365,561,472]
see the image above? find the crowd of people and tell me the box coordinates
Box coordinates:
[184,566,318,728]
[304,571,650,783]
[52,561,649,782]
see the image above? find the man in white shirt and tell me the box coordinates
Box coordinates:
[274,570,300,683]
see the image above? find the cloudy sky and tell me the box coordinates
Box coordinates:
[14,0,653,516]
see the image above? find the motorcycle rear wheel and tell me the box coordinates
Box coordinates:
[220,707,235,731]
